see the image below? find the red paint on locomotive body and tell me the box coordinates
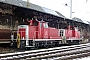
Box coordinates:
[63,26,81,40]
[18,20,81,40]
[18,28,26,39]
[48,27,60,39]
[28,26,37,39]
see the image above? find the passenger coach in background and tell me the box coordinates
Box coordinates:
[0,29,11,44]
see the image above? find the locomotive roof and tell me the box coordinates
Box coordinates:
[0,0,90,25]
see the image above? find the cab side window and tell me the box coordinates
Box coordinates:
[43,23,48,28]
[33,21,38,26]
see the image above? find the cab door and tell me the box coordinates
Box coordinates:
[18,25,28,40]
[41,22,49,39]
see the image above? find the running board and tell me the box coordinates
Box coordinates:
[25,46,35,48]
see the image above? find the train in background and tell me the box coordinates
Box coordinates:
[0,29,11,44]
[11,19,84,49]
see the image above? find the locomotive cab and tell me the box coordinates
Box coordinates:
[59,26,81,44]
[16,20,39,49]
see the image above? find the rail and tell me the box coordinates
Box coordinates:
[0,43,90,60]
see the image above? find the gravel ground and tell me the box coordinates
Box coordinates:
[0,47,20,54]
[0,44,23,54]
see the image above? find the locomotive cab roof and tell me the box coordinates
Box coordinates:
[26,19,48,27]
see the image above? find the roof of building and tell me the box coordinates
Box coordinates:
[87,21,90,25]
[72,17,90,24]
[0,0,90,25]
[0,0,65,18]
[72,17,84,23]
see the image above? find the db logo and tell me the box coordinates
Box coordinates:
[45,31,48,35]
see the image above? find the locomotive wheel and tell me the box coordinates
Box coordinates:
[17,34,20,48]
[35,42,39,49]
[62,36,66,44]
[20,41,25,49]
[17,41,20,48]
[17,40,25,49]
[16,34,25,49]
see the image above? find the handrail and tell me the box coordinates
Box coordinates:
[33,31,39,46]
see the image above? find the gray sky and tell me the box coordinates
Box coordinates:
[23,0,90,21]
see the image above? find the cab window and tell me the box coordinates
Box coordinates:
[43,23,48,28]
[33,21,38,26]
[40,23,42,28]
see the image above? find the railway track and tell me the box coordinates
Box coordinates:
[0,43,90,60]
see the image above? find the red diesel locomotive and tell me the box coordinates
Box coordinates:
[12,19,82,49]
